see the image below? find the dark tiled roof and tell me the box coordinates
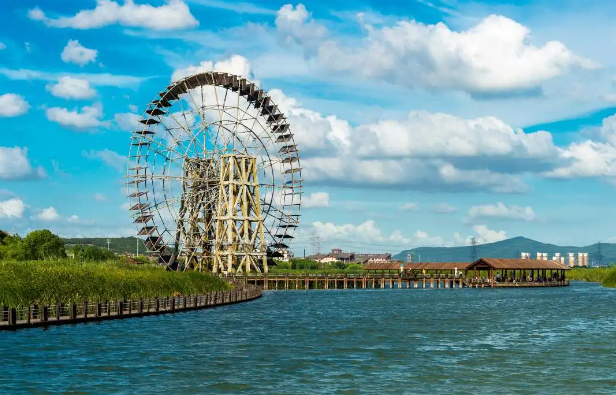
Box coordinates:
[470,258,570,270]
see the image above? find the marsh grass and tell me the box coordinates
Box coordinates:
[567,267,616,287]
[0,259,231,307]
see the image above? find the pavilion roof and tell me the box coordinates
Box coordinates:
[468,258,570,270]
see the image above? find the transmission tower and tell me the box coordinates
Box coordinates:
[310,230,321,255]
[596,241,603,267]
[470,237,478,261]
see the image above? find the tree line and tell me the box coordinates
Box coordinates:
[0,229,116,262]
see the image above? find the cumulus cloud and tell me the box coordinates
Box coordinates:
[28,0,198,30]
[473,225,507,244]
[36,207,60,221]
[113,112,140,131]
[45,104,106,129]
[94,193,107,202]
[61,40,97,66]
[275,4,327,52]
[400,202,418,211]
[432,203,457,214]
[0,147,46,180]
[270,88,531,193]
[0,198,25,219]
[0,93,30,117]
[310,219,445,249]
[276,5,597,96]
[83,149,127,172]
[303,192,329,208]
[171,54,253,82]
[46,76,97,99]
[467,202,535,222]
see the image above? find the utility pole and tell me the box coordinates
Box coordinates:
[470,237,478,262]
[310,230,321,255]
[106,238,111,251]
[137,238,139,257]
[596,241,603,267]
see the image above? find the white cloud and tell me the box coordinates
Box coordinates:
[24,42,32,53]
[29,0,198,30]
[303,192,329,208]
[46,104,106,129]
[0,42,6,50]
[432,203,457,214]
[128,104,138,112]
[37,207,60,221]
[61,40,97,66]
[0,198,25,219]
[68,215,80,223]
[46,76,97,99]
[83,149,127,172]
[94,193,107,202]
[0,67,147,87]
[171,54,252,81]
[310,220,444,250]
[0,147,46,180]
[467,202,535,222]
[114,112,140,132]
[275,4,327,52]
[473,225,507,244]
[400,202,418,211]
[276,6,598,96]
[270,88,531,193]
[0,93,30,117]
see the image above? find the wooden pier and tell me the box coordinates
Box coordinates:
[235,273,569,290]
[0,283,261,331]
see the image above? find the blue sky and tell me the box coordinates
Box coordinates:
[2,0,616,255]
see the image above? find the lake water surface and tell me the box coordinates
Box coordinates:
[2,282,616,394]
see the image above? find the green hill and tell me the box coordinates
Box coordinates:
[63,237,146,255]
[393,236,612,265]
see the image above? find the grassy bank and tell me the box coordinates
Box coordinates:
[0,260,231,307]
[567,267,616,287]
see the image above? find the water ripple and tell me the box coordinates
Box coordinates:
[0,282,614,394]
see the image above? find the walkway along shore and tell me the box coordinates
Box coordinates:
[0,283,261,331]
[235,273,569,290]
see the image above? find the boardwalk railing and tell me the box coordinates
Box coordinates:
[233,273,570,290]
[0,283,261,331]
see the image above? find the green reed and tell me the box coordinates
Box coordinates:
[0,259,231,307]
[567,267,616,287]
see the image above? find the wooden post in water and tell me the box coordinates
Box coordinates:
[8,308,16,326]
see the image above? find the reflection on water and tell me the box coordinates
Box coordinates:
[1,282,616,394]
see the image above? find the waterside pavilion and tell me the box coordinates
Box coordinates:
[364,258,570,288]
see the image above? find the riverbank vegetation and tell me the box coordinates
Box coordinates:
[567,267,616,287]
[0,260,231,308]
[271,259,366,274]
[0,229,231,308]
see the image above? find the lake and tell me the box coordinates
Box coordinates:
[1,282,616,394]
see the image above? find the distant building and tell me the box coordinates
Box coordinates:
[278,248,293,262]
[304,249,392,264]
[355,253,392,264]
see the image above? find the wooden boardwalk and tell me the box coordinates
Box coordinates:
[236,273,569,290]
[0,284,261,331]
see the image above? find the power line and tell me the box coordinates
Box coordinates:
[310,230,321,255]
[470,237,478,261]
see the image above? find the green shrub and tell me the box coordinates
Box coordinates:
[0,259,231,307]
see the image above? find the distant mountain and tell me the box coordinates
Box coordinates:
[63,237,146,255]
[393,236,612,264]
